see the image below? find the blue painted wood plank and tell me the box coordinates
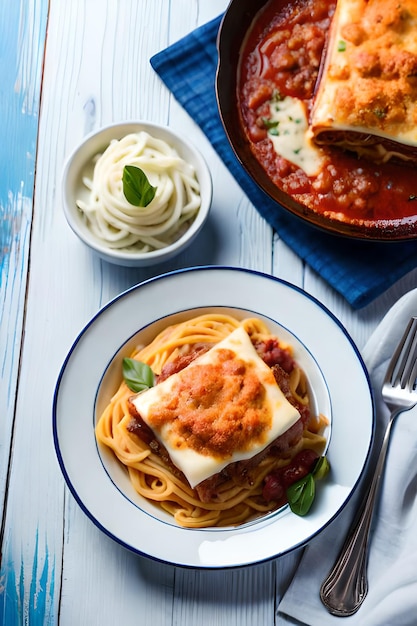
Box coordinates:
[0,0,49,623]
[0,1,47,275]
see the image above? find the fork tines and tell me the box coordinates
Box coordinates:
[389,316,417,391]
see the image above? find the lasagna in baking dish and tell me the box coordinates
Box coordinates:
[311,0,417,164]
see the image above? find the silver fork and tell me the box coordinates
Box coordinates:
[320,316,417,617]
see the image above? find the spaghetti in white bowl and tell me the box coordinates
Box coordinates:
[62,122,212,266]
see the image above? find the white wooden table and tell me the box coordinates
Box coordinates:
[1,1,417,624]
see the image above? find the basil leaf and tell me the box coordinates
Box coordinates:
[287,473,315,516]
[122,358,155,392]
[122,165,157,207]
[313,456,330,480]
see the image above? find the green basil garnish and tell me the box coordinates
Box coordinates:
[122,358,155,392]
[271,89,283,102]
[287,473,315,516]
[312,455,330,480]
[262,117,279,130]
[373,107,386,119]
[122,165,157,207]
[287,474,316,515]
[287,455,330,516]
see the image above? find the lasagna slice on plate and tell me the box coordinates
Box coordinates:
[127,326,305,501]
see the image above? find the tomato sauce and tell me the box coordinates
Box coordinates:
[238,0,417,225]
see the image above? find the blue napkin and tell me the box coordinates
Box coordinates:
[150,15,417,309]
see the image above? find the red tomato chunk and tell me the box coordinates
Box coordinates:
[262,449,319,502]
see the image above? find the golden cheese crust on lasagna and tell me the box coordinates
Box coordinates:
[310,0,417,164]
[128,326,301,489]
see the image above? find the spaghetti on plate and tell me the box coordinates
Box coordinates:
[95,313,328,528]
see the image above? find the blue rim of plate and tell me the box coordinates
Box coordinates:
[52,266,375,569]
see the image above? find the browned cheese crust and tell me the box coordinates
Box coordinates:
[311,0,417,163]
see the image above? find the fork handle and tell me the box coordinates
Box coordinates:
[320,417,394,616]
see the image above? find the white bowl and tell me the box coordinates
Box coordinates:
[53,267,374,568]
[62,121,212,266]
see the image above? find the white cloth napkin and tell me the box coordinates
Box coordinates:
[278,288,417,626]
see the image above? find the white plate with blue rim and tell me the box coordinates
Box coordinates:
[53,266,374,568]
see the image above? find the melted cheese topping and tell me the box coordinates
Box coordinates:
[311,0,417,152]
[131,326,300,487]
[268,97,324,176]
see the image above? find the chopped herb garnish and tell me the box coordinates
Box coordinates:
[271,89,284,102]
[269,128,280,136]
[337,40,347,52]
[373,108,387,119]
[262,117,279,130]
